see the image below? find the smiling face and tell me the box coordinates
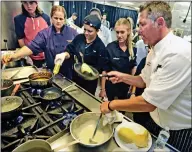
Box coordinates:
[22,1,37,15]
[84,24,98,42]
[51,11,65,30]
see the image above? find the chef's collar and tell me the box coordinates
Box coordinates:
[154,32,173,53]
[52,25,65,34]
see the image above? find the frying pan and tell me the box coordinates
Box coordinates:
[74,63,112,81]
[33,87,63,102]
[1,84,41,120]
[28,71,53,88]
[33,84,75,102]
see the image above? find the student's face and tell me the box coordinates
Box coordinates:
[138,10,159,46]
[102,15,107,20]
[84,24,97,41]
[115,25,130,43]
[51,11,65,30]
[22,1,37,14]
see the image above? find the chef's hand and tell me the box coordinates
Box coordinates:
[1,54,16,64]
[100,101,112,114]
[54,52,66,65]
[107,71,125,84]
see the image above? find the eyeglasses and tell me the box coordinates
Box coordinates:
[22,1,36,5]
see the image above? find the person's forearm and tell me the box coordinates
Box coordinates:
[18,39,25,47]
[121,74,145,88]
[110,96,156,112]
[101,71,107,91]
[131,66,136,75]
[13,46,33,59]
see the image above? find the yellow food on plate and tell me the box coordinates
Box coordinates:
[118,126,149,148]
[81,63,95,75]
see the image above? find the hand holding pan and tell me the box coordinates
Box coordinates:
[74,63,113,81]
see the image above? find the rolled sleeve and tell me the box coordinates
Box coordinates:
[27,31,46,55]
[142,55,191,110]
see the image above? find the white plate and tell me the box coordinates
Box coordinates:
[114,119,152,151]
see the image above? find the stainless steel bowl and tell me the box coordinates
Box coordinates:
[70,112,114,147]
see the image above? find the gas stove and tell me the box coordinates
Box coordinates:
[1,81,89,152]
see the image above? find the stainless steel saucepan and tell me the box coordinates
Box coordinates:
[12,112,114,152]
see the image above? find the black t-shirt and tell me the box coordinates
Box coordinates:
[66,34,108,73]
[106,41,137,74]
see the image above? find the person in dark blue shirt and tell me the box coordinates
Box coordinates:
[2,6,78,79]
[99,18,137,101]
[56,15,108,95]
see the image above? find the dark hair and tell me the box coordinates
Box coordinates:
[21,3,43,16]
[89,8,102,17]
[72,12,78,17]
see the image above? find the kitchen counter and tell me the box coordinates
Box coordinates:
[48,75,180,152]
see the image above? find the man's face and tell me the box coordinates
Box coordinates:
[138,10,159,46]
[115,25,130,43]
[84,24,97,41]
[102,15,107,20]
[90,11,101,20]
[72,15,77,21]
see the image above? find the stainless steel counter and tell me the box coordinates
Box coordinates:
[49,75,180,152]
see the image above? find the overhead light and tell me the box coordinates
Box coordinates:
[117,2,134,5]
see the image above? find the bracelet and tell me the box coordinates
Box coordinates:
[108,101,113,111]
[100,88,106,91]
[131,93,135,95]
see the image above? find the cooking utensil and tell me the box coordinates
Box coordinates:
[70,112,113,147]
[1,79,14,97]
[53,140,80,151]
[74,63,112,81]
[89,113,102,144]
[33,87,63,102]
[28,71,53,88]
[1,64,6,87]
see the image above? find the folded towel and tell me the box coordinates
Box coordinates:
[103,110,124,126]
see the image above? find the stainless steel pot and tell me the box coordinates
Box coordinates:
[1,79,14,97]
[5,58,27,68]
[70,112,114,147]
[12,139,52,152]
[28,72,53,88]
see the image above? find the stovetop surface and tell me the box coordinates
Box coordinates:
[1,81,89,152]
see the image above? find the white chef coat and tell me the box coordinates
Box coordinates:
[140,32,191,130]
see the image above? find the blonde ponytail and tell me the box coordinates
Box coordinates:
[115,18,134,60]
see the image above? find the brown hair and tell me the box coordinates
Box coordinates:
[50,5,67,24]
[115,18,134,60]
[142,1,172,28]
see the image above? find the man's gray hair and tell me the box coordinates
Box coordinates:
[142,1,172,28]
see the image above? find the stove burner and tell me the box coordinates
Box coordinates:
[31,88,42,96]
[62,113,77,126]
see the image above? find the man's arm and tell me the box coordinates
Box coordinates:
[101,96,156,113]
[107,71,146,88]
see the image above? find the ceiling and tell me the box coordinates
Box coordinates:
[96,1,191,36]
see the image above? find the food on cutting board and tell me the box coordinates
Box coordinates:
[118,126,149,148]
[81,63,95,76]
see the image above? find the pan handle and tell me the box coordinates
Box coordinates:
[99,74,114,78]
[11,84,21,96]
